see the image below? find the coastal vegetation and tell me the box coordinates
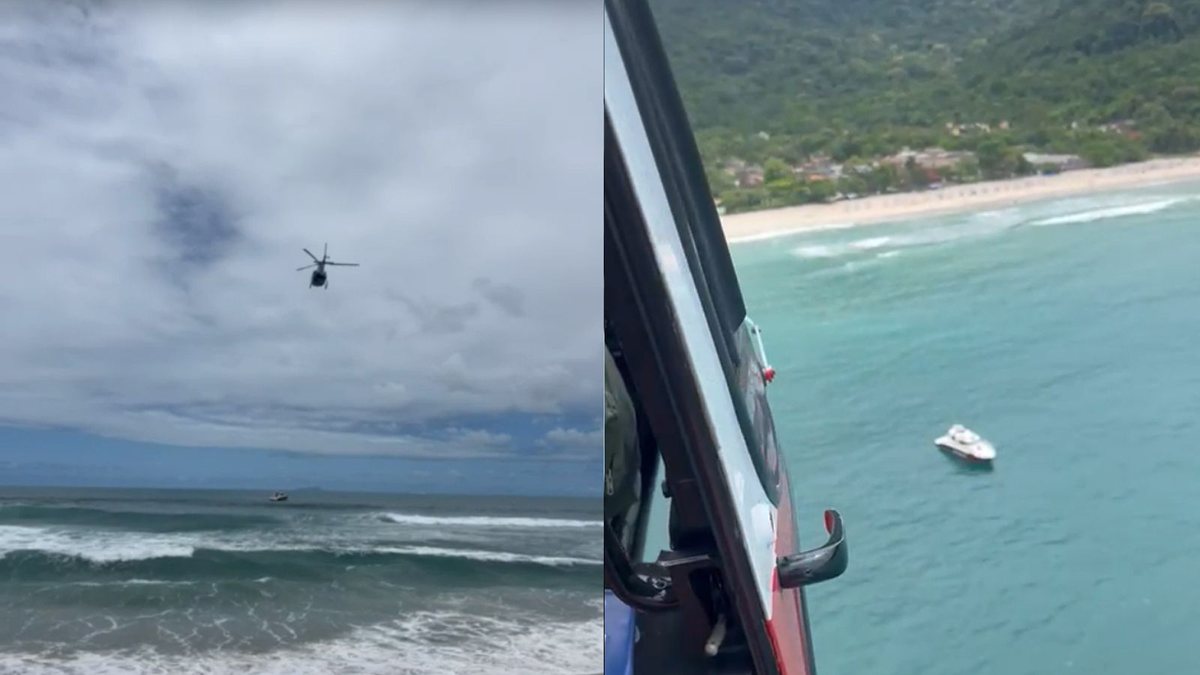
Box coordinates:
[649,0,1200,213]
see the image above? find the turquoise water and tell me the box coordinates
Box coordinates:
[733,183,1200,675]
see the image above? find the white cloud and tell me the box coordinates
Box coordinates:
[540,427,603,450]
[0,0,601,459]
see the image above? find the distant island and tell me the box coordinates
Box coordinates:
[650,0,1200,215]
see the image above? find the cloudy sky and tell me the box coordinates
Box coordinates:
[0,0,601,496]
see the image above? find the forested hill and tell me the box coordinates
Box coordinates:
[647,0,1200,212]
[648,0,1040,132]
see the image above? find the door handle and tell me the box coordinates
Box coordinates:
[777,509,848,589]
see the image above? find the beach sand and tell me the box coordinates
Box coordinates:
[721,156,1200,243]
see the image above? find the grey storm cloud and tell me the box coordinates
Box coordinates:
[473,278,526,318]
[0,0,602,459]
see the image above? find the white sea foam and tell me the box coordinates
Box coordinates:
[374,545,598,566]
[0,612,602,675]
[791,243,842,258]
[788,193,1191,264]
[729,221,858,244]
[792,219,1013,261]
[851,236,893,250]
[378,513,600,529]
[974,208,1018,219]
[0,525,195,562]
[1031,197,1186,226]
[0,525,598,567]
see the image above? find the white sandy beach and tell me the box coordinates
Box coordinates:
[721,156,1200,243]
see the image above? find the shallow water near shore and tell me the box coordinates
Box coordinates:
[733,182,1200,674]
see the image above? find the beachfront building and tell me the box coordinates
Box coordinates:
[721,158,767,188]
[1022,152,1088,173]
[794,154,842,182]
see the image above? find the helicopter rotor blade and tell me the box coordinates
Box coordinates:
[303,248,320,263]
[297,264,316,271]
[324,261,359,267]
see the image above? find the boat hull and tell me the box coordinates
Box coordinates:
[935,442,994,464]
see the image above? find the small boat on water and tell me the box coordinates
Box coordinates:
[935,424,996,463]
[269,491,289,502]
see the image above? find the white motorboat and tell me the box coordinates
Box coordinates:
[934,424,996,463]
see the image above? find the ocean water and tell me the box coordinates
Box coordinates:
[0,487,600,674]
[732,182,1200,675]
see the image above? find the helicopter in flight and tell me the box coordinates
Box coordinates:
[297,243,358,289]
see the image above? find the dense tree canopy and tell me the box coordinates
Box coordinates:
[648,0,1200,211]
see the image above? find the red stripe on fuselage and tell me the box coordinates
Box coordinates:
[764,472,812,675]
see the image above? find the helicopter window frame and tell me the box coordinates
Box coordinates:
[605,21,788,667]
[605,120,772,674]
[605,0,784,511]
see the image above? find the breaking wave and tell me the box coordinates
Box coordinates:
[377,512,600,529]
[1030,197,1187,226]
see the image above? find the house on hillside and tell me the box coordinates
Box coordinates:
[723,158,747,174]
[945,122,993,137]
[1098,119,1138,138]
[882,147,974,170]
[736,165,765,188]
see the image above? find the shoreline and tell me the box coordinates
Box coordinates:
[721,155,1200,244]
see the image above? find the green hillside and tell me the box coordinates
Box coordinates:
[648,0,1200,212]
[648,0,1036,131]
